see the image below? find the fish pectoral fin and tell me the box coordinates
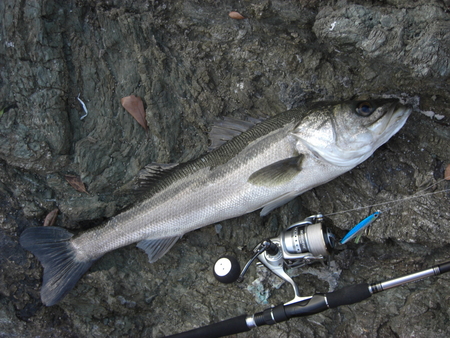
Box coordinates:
[208,116,264,151]
[137,236,181,263]
[259,192,297,216]
[248,154,304,187]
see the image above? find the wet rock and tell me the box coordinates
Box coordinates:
[0,0,449,337]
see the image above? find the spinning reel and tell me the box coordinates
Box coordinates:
[169,214,450,338]
[214,214,336,304]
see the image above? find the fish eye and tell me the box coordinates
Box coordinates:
[355,101,376,117]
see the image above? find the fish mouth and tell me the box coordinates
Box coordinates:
[295,100,412,168]
[367,101,412,143]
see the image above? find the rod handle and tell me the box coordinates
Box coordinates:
[437,261,450,274]
[326,283,371,308]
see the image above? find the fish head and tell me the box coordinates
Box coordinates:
[294,99,412,167]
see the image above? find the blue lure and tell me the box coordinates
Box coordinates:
[340,211,381,244]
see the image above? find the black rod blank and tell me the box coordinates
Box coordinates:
[166,260,450,338]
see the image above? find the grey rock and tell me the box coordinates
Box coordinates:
[0,0,449,337]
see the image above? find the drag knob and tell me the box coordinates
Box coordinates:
[213,256,241,284]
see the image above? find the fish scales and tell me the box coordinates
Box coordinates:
[145,109,299,196]
[20,99,412,305]
[74,114,300,259]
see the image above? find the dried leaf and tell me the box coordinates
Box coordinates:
[445,164,450,180]
[65,175,88,194]
[229,11,245,19]
[121,95,148,131]
[44,209,59,227]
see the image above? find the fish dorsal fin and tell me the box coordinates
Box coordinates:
[208,116,264,151]
[260,192,297,216]
[248,154,304,187]
[137,163,179,189]
[137,236,180,263]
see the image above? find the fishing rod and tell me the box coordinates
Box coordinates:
[167,260,450,338]
[166,214,450,338]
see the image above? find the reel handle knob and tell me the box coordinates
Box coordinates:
[213,256,241,284]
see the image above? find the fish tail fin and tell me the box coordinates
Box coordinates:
[20,226,96,306]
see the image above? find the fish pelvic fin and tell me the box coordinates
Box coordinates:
[20,227,96,306]
[137,236,180,263]
[260,192,297,216]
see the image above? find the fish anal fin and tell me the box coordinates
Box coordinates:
[208,116,264,151]
[248,154,304,187]
[137,236,180,263]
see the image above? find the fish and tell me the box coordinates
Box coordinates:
[20,99,412,306]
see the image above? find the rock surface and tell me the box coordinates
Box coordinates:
[1,0,449,337]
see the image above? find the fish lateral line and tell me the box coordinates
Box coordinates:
[18,99,412,306]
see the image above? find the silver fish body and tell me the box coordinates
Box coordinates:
[20,99,411,305]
